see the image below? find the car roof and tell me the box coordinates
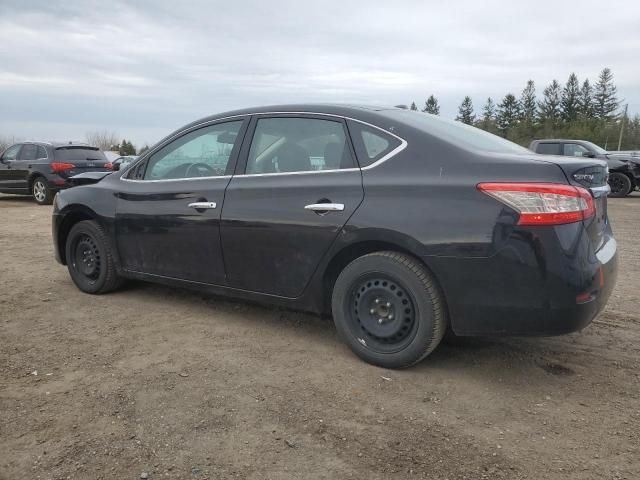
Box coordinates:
[532,139,588,143]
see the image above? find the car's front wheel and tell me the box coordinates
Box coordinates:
[32,177,53,205]
[65,220,123,294]
[608,172,632,197]
[331,251,447,368]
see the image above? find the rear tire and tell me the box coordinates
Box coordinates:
[32,177,53,205]
[65,220,123,294]
[608,172,632,198]
[331,251,447,369]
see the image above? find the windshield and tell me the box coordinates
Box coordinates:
[388,110,531,154]
[582,141,608,154]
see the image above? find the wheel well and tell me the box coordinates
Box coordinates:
[57,211,96,264]
[322,241,424,314]
[28,173,45,190]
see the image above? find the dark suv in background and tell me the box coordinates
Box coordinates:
[0,142,111,204]
[529,139,640,197]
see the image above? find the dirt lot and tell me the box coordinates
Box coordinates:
[1,193,639,480]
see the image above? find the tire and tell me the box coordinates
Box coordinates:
[608,172,632,198]
[331,251,447,369]
[31,177,53,205]
[65,220,123,294]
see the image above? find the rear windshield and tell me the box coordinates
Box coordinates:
[55,147,106,162]
[388,110,530,154]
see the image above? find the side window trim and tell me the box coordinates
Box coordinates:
[234,113,359,177]
[346,120,407,170]
[123,117,249,182]
[2,144,22,162]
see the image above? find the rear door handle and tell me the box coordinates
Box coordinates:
[304,203,345,212]
[188,201,217,209]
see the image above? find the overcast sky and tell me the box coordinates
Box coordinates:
[1,0,639,148]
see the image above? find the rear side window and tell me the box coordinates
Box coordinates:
[55,147,106,162]
[37,146,48,159]
[18,144,38,161]
[536,143,561,155]
[347,120,401,167]
[246,117,355,174]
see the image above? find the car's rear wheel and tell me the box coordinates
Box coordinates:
[608,172,632,197]
[32,177,53,205]
[331,251,447,368]
[65,220,122,294]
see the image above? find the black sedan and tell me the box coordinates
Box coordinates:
[52,105,618,368]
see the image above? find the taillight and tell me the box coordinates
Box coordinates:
[477,183,595,226]
[50,162,75,173]
[105,162,113,170]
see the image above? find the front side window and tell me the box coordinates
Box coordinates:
[563,143,589,157]
[18,144,38,161]
[142,121,243,180]
[1,144,21,161]
[246,117,354,174]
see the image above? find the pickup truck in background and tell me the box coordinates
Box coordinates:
[529,139,640,197]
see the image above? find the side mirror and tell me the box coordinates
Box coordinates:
[582,151,596,158]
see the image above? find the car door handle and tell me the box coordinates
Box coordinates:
[188,201,217,209]
[304,203,345,212]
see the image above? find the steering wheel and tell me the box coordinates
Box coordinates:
[185,163,216,177]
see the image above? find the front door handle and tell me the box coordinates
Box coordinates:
[304,203,345,212]
[188,201,217,209]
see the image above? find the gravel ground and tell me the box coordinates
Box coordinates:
[1,192,639,480]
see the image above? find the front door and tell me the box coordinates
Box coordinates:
[115,119,248,285]
[221,114,364,297]
[0,144,23,191]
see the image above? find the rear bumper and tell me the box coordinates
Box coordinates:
[428,222,618,336]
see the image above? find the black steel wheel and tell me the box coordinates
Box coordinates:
[608,172,632,198]
[332,251,447,368]
[65,220,123,294]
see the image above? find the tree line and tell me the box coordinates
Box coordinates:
[0,131,149,156]
[410,68,640,150]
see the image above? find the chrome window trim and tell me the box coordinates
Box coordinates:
[120,111,408,183]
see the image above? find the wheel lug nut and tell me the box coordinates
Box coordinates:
[375,298,380,304]
[388,314,394,320]
[378,318,383,324]
[369,308,375,314]
[386,302,391,308]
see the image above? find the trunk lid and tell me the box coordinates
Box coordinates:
[535,155,609,249]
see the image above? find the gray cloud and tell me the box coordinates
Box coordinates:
[1,0,638,146]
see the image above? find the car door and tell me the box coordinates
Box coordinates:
[15,143,40,190]
[0,144,23,190]
[220,114,364,297]
[562,143,590,157]
[115,118,248,284]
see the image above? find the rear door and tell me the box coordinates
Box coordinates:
[15,143,41,189]
[115,118,248,284]
[220,114,364,297]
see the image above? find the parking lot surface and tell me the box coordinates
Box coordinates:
[1,193,639,479]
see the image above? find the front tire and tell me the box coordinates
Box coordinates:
[32,177,53,205]
[65,220,122,294]
[331,251,447,369]
[608,172,632,197]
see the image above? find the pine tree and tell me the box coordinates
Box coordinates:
[455,96,475,125]
[422,95,440,115]
[579,79,594,119]
[476,97,497,133]
[537,80,562,125]
[139,145,150,155]
[593,68,619,121]
[410,101,418,111]
[496,94,520,136]
[561,73,580,122]
[519,80,537,125]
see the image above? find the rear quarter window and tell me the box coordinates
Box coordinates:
[347,120,402,167]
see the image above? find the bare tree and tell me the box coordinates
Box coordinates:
[0,135,20,153]
[85,130,119,151]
